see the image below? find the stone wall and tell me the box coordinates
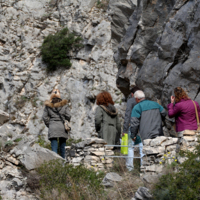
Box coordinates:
[141,133,199,176]
[65,138,114,171]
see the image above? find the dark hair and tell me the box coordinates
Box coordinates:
[174,87,189,103]
[96,91,114,106]
[130,86,140,94]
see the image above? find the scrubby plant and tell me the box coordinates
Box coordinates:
[36,159,105,200]
[96,0,110,11]
[5,140,13,147]
[14,138,22,143]
[66,138,82,146]
[153,143,200,200]
[41,27,83,71]
[36,135,51,150]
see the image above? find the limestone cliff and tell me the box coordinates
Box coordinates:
[0,0,134,139]
[114,0,200,108]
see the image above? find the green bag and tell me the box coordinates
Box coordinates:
[121,133,128,155]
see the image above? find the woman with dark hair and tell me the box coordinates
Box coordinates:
[168,87,200,133]
[42,89,71,158]
[95,91,121,145]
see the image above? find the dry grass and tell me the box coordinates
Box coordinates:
[105,150,144,200]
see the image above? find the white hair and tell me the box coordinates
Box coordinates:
[134,90,145,99]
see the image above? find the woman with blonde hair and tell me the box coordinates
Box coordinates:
[95,91,121,145]
[42,89,71,158]
[168,87,200,133]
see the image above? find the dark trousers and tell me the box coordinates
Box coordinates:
[50,137,66,158]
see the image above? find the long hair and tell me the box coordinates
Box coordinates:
[50,89,61,103]
[174,87,189,103]
[96,91,114,106]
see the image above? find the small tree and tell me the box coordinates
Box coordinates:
[41,28,83,71]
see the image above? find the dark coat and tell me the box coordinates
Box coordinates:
[95,104,121,145]
[123,97,137,133]
[42,99,71,139]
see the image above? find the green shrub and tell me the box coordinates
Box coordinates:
[66,138,82,146]
[153,143,200,200]
[41,27,83,71]
[14,138,22,143]
[37,159,105,200]
[36,135,51,150]
[96,0,109,11]
[5,140,13,147]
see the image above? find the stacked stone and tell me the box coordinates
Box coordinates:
[65,138,114,171]
[141,133,199,175]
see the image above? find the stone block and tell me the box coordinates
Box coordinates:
[143,139,151,146]
[69,150,76,157]
[143,146,165,155]
[92,144,103,148]
[161,138,177,147]
[72,157,83,163]
[145,164,163,173]
[182,136,196,142]
[105,150,114,156]
[166,145,177,152]
[150,136,168,146]
[84,155,100,162]
[85,138,107,146]
[6,156,19,165]
[91,151,105,156]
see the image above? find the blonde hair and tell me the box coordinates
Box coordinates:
[50,89,61,101]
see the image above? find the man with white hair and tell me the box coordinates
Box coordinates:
[130,90,166,141]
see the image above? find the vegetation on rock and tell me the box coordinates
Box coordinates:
[36,159,105,200]
[153,142,200,200]
[41,28,83,71]
[96,0,110,11]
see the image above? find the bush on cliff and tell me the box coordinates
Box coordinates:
[41,28,83,71]
[36,159,105,200]
[153,143,200,200]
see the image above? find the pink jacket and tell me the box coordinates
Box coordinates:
[167,99,200,132]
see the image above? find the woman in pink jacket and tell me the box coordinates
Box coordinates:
[167,87,200,133]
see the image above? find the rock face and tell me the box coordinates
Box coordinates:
[0,110,9,125]
[0,137,62,199]
[0,0,130,140]
[114,0,200,106]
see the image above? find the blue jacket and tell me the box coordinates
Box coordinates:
[130,100,166,141]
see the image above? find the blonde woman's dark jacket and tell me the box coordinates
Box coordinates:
[42,99,71,139]
[95,104,121,145]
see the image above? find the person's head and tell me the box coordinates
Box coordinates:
[50,89,61,101]
[134,90,145,103]
[174,87,189,103]
[96,91,114,106]
[130,86,140,97]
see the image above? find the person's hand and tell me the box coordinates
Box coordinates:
[171,96,175,104]
[132,137,136,141]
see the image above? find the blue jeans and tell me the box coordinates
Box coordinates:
[50,137,66,158]
[126,129,144,171]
